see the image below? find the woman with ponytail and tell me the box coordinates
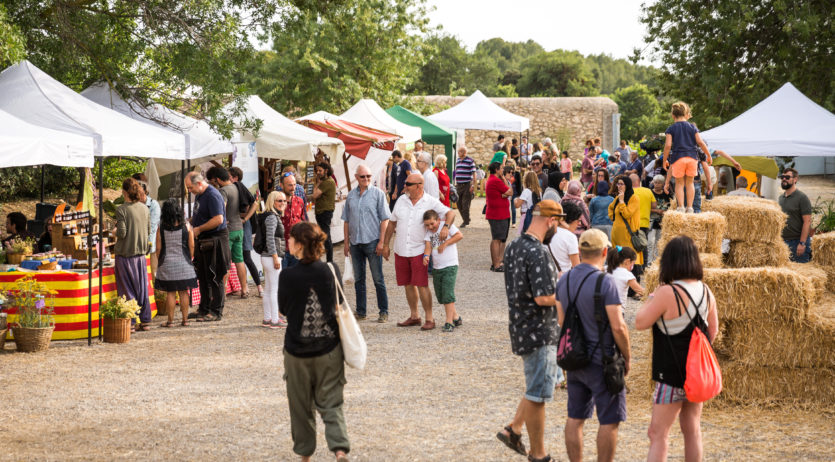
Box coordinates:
[113,177,152,331]
[606,245,645,305]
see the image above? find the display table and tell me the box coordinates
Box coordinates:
[0,258,157,340]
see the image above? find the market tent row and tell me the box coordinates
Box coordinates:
[386,105,456,174]
[427,90,530,132]
[0,61,186,159]
[701,82,835,198]
[341,99,422,143]
[0,109,94,168]
[81,81,236,199]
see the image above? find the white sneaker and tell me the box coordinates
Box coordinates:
[677,206,686,213]
[686,207,694,213]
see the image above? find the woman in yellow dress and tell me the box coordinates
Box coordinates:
[608,175,644,266]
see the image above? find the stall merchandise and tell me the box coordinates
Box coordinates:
[0,258,157,341]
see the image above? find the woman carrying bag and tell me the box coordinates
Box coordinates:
[607,175,644,267]
[279,222,350,462]
[635,235,719,462]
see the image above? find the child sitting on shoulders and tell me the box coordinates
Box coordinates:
[607,245,645,305]
[423,210,463,333]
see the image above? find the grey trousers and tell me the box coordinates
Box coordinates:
[283,346,350,457]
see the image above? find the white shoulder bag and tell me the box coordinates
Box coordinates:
[327,263,367,369]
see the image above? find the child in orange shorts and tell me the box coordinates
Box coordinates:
[662,102,711,213]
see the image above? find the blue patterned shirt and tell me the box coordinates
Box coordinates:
[341,186,391,245]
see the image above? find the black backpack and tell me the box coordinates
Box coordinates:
[556,270,604,371]
[252,211,272,254]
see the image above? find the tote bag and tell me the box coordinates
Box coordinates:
[327,263,367,369]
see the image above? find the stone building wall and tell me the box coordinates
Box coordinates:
[418,95,619,165]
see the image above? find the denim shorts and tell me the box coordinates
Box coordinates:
[566,363,627,425]
[522,345,558,403]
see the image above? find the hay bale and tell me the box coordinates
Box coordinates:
[702,267,813,324]
[658,211,726,255]
[726,240,790,268]
[702,196,786,242]
[713,359,835,411]
[717,294,835,368]
[627,328,655,400]
[812,232,835,268]
[788,262,829,303]
[642,254,720,297]
[813,263,835,293]
[700,252,724,268]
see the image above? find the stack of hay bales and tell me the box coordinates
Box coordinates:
[639,201,835,410]
[703,196,790,267]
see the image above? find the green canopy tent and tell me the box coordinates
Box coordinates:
[386,105,456,175]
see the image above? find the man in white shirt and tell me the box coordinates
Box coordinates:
[383,173,456,330]
[548,200,581,279]
[726,176,757,197]
[416,151,439,199]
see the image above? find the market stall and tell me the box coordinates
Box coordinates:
[386,105,457,174]
[0,258,156,340]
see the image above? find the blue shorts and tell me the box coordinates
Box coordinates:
[566,364,627,425]
[522,345,558,403]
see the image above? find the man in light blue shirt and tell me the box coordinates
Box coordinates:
[342,164,391,322]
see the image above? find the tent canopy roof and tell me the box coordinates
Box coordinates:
[385,105,456,147]
[298,119,398,160]
[700,83,835,157]
[341,99,422,142]
[0,60,186,159]
[81,82,233,159]
[0,109,94,168]
[427,90,530,132]
[232,95,344,161]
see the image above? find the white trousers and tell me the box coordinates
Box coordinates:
[261,255,281,323]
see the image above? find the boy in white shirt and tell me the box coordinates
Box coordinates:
[423,210,464,332]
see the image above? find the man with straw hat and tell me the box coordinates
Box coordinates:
[496,200,564,462]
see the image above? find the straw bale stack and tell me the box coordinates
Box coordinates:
[658,211,726,255]
[788,262,829,303]
[811,231,835,267]
[714,360,835,411]
[726,240,790,268]
[627,328,654,400]
[700,253,724,268]
[702,196,786,242]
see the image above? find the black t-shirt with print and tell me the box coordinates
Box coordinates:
[504,233,558,356]
[279,260,343,357]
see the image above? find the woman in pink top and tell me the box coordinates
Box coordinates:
[560,151,573,178]
[433,154,451,206]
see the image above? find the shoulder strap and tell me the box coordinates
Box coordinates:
[326,262,348,312]
[566,270,596,308]
[546,245,563,273]
[619,210,637,237]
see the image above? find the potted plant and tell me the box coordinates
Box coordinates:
[812,198,835,235]
[100,296,140,344]
[4,238,35,264]
[3,275,56,352]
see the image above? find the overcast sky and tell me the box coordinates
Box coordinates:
[426,0,653,63]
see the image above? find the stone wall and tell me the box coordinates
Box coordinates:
[418,95,619,165]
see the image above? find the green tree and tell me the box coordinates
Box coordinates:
[516,50,598,97]
[2,0,280,136]
[474,38,544,76]
[249,0,430,116]
[409,33,470,95]
[586,53,659,95]
[638,0,835,128]
[611,84,667,141]
[0,4,25,67]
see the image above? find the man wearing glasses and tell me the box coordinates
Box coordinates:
[342,164,391,322]
[280,172,309,269]
[778,168,813,263]
[383,172,456,330]
[530,155,548,191]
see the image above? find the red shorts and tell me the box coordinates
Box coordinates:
[394,254,429,287]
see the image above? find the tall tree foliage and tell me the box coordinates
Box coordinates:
[611,84,667,141]
[2,0,279,136]
[516,50,598,97]
[639,0,835,128]
[0,4,25,67]
[249,0,430,117]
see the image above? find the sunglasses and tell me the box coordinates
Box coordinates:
[282,172,294,178]
[357,175,372,179]
[405,182,422,187]
[275,199,287,203]
[780,175,793,180]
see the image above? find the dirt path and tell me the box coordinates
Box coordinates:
[1,197,833,461]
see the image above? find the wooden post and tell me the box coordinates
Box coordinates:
[343,153,352,192]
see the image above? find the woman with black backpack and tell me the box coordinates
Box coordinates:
[257,190,287,329]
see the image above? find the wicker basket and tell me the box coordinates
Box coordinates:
[11,325,54,352]
[0,328,8,350]
[102,317,131,344]
[38,260,58,271]
[6,252,28,264]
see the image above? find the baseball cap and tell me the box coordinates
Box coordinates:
[531,200,566,218]
[578,228,611,251]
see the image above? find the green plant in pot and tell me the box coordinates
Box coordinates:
[4,238,35,264]
[812,198,835,235]
[100,296,140,344]
[3,274,56,352]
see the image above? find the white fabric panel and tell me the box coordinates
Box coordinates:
[230,96,344,161]
[0,61,186,159]
[427,90,530,132]
[81,82,233,159]
[0,109,94,167]
[701,83,835,157]
[341,99,422,142]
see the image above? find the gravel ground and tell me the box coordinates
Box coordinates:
[1,197,833,461]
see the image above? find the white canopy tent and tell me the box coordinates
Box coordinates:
[700,83,835,158]
[232,95,344,162]
[297,110,341,122]
[427,90,530,132]
[341,99,422,142]
[0,61,186,159]
[0,109,95,168]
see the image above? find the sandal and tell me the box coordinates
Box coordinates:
[497,425,527,456]
[136,324,151,331]
[197,313,221,322]
[161,321,175,328]
[181,320,190,327]
[528,455,552,462]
